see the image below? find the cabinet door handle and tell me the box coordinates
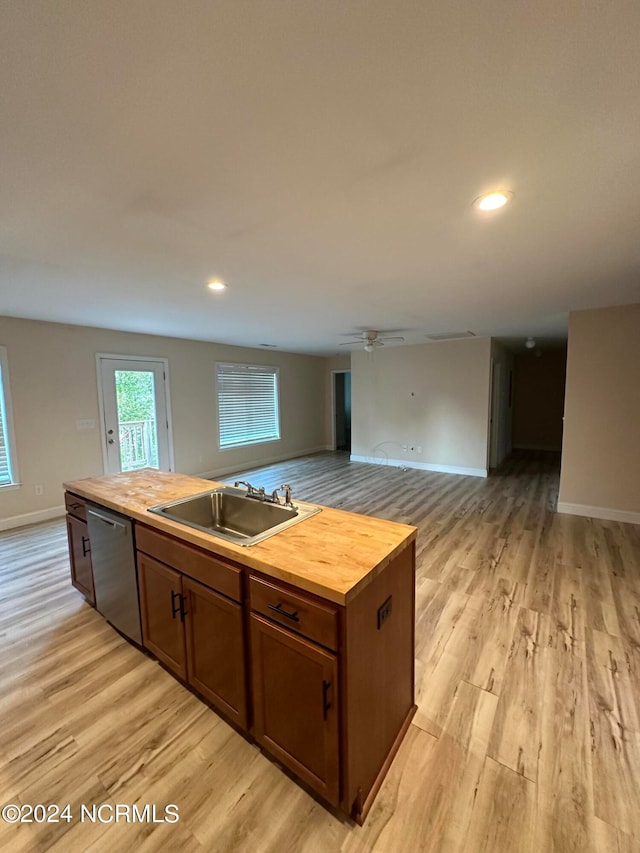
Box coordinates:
[179,594,188,623]
[322,680,332,720]
[171,590,181,619]
[268,602,299,623]
[81,536,90,556]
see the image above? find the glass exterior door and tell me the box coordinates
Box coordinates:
[98,357,172,475]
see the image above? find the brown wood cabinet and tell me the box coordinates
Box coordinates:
[138,552,187,679]
[136,527,248,729]
[183,576,246,728]
[65,494,95,605]
[251,612,340,805]
[133,528,414,823]
[65,483,416,825]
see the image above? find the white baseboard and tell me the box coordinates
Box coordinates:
[0,505,66,531]
[198,446,330,480]
[350,455,487,478]
[557,502,640,525]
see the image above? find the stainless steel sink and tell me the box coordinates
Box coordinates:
[147,486,321,546]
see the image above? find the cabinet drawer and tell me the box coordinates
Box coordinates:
[249,575,338,651]
[136,525,242,603]
[65,492,88,522]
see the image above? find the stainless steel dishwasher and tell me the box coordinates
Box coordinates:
[86,504,142,644]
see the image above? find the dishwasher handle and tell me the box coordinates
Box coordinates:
[87,508,129,532]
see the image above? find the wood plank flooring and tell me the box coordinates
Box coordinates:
[1,450,639,851]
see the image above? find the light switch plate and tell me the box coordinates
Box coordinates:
[76,419,96,431]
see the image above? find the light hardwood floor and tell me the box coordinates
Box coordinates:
[1,451,639,852]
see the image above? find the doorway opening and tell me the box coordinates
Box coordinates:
[332,371,351,453]
[487,356,515,472]
[96,354,174,475]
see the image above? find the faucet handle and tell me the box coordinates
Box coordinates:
[280,483,293,506]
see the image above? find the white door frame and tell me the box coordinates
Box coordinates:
[330,369,351,452]
[96,353,175,474]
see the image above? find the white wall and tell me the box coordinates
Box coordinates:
[558,304,640,523]
[0,317,327,528]
[351,337,492,476]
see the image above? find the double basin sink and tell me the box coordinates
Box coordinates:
[148,486,321,546]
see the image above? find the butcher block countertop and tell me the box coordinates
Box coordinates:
[63,469,416,605]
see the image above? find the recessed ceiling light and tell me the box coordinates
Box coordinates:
[473,191,513,211]
[207,278,226,292]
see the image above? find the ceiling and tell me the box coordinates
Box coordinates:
[1,2,639,356]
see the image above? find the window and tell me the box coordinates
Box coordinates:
[216,363,280,449]
[0,346,18,487]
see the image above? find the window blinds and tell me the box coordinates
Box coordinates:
[216,363,280,449]
[0,361,13,485]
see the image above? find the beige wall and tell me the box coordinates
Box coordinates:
[351,337,492,475]
[513,348,567,451]
[0,317,326,527]
[559,304,640,520]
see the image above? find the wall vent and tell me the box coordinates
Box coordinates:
[426,331,476,341]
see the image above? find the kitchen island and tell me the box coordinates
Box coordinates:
[64,469,417,824]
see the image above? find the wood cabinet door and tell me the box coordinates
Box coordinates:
[250,613,339,805]
[66,515,95,605]
[137,553,186,679]
[183,576,247,729]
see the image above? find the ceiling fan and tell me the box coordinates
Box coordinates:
[340,330,405,352]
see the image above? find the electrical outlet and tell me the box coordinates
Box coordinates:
[377,596,393,629]
[35,484,44,496]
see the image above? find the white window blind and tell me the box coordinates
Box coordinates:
[216,363,280,449]
[0,348,16,486]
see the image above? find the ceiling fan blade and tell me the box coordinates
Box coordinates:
[338,340,363,346]
[378,336,405,342]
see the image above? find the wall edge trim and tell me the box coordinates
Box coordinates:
[557,501,640,525]
[0,505,66,531]
[350,455,488,478]
[198,446,331,480]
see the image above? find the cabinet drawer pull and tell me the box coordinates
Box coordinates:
[81,536,90,557]
[171,590,181,619]
[322,679,332,720]
[268,602,299,623]
[70,502,81,510]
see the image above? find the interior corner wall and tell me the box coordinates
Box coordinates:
[0,316,327,529]
[558,303,640,523]
[512,348,567,451]
[351,337,492,476]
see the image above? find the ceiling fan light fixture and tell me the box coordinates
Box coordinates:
[364,343,375,353]
[525,336,536,349]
